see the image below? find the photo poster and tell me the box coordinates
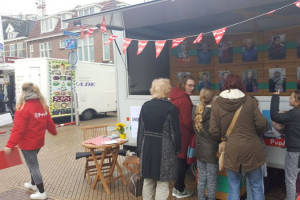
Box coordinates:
[130,106,141,139]
[269,34,286,60]
[198,71,211,91]
[242,69,258,93]
[48,60,75,118]
[268,68,286,92]
[262,110,285,148]
[297,67,300,90]
[177,72,191,81]
[176,40,191,62]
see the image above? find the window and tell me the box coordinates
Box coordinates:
[9,44,15,57]
[102,33,110,61]
[17,43,23,57]
[78,6,98,17]
[7,32,14,39]
[29,45,34,58]
[39,42,51,58]
[41,18,56,33]
[77,37,94,61]
[61,13,72,29]
[59,40,65,49]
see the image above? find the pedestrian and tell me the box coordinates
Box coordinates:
[137,78,181,200]
[170,74,195,198]
[209,74,268,200]
[6,81,15,114]
[193,88,218,200]
[4,83,57,200]
[271,89,300,200]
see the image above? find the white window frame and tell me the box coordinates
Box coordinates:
[77,36,94,62]
[78,6,97,17]
[9,44,15,57]
[7,32,14,39]
[61,13,72,29]
[29,45,34,58]
[102,33,110,61]
[39,42,51,58]
[17,43,23,57]
[41,18,55,33]
[59,40,65,49]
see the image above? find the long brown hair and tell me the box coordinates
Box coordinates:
[194,88,214,132]
[16,83,48,111]
[292,90,300,108]
[178,75,195,90]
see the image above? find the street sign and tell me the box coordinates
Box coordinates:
[63,31,79,37]
[65,38,77,50]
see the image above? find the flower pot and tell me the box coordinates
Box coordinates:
[120,133,126,139]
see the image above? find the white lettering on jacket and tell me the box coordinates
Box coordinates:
[35,111,48,119]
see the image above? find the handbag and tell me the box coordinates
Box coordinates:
[127,165,143,197]
[187,133,196,164]
[217,105,243,171]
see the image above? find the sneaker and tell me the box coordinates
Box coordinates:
[176,189,193,199]
[30,191,47,200]
[24,183,38,191]
[172,187,178,196]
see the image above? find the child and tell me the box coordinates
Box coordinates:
[193,88,218,200]
[271,90,300,200]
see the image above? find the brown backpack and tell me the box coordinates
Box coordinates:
[128,173,143,197]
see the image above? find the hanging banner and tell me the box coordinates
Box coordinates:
[172,38,185,48]
[193,33,203,44]
[212,27,227,45]
[100,16,106,32]
[137,40,148,55]
[105,34,118,45]
[0,16,4,63]
[155,40,166,58]
[294,1,300,8]
[123,38,132,54]
[80,27,85,39]
[266,10,276,15]
[84,28,94,40]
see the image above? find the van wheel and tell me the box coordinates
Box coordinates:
[81,110,94,121]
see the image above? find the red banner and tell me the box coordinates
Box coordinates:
[172,38,185,48]
[263,138,285,148]
[84,28,94,40]
[80,27,85,39]
[155,40,166,58]
[105,34,118,45]
[137,40,148,55]
[294,1,300,8]
[266,10,275,15]
[123,38,132,54]
[193,33,203,44]
[212,27,227,45]
[100,17,106,32]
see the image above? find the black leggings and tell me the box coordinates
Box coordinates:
[174,158,189,192]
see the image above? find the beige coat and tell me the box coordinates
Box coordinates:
[209,89,268,173]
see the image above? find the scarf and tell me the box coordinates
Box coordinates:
[24,92,39,101]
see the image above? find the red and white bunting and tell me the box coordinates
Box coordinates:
[155,40,166,58]
[80,27,85,39]
[294,1,300,8]
[212,27,227,45]
[123,38,132,54]
[172,38,185,48]
[193,33,203,44]
[84,28,94,40]
[266,10,276,15]
[137,40,148,55]
[100,17,106,32]
[105,35,118,45]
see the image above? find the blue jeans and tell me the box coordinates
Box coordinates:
[226,167,264,200]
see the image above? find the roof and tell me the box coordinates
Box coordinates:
[2,16,36,40]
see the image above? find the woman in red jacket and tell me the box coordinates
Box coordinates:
[169,75,195,198]
[4,83,57,200]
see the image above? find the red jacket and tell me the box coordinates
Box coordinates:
[6,99,57,150]
[170,86,194,159]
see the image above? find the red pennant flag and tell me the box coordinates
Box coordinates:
[172,38,185,48]
[100,17,106,32]
[105,34,118,45]
[123,38,132,54]
[266,10,276,15]
[193,33,203,44]
[137,40,148,55]
[80,27,85,39]
[294,1,300,8]
[155,40,166,58]
[84,28,94,40]
[212,27,227,45]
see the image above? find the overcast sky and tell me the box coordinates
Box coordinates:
[0,0,146,16]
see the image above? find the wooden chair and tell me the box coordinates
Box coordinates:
[81,124,108,183]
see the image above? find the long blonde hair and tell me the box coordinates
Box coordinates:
[16,83,48,111]
[194,88,214,132]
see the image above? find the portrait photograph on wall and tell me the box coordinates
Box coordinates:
[297,67,300,90]
[242,69,258,92]
[297,33,300,58]
[177,72,191,81]
[219,71,231,91]
[242,38,258,62]
[269,68,286,92]
[198,72,211,91]
[197,42,211,64]
[269,34,286,60]
[176,40,190,62]
[218,41,233,64]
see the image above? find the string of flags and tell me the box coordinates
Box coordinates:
[79,1,300,58]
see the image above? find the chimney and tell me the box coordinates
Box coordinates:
[36,0,46,19]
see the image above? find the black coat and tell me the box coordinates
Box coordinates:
[137,98,181,181]
[193,106,218,163]
[271,94,300,152]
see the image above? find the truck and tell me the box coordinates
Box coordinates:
[14,58,116,120]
